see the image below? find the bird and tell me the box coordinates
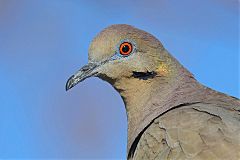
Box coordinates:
[66,24,240,160]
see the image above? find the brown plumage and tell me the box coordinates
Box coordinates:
[66,24,240,160]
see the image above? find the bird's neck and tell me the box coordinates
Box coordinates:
[112,65,206,153]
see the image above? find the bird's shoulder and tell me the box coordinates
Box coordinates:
[131,103,240,160]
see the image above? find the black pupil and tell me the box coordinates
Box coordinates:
[122,44,130,53]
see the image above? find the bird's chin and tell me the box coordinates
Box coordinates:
[97,73,117,85]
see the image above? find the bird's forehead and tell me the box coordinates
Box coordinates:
[88,24,163,62]
[88,25,137,62]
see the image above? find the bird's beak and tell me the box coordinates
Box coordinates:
[66,62,99,91]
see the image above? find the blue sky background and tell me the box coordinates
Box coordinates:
[0,0,239,159]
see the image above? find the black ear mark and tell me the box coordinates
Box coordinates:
[132,71,157,80]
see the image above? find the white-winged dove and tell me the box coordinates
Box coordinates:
[66,24,240,160]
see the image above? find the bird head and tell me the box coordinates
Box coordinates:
[65,24,198,156]
[66,24,178,91]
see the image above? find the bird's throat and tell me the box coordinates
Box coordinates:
[113,75,173,149]
[112,67,201,154]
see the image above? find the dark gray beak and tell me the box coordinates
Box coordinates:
[66,63,99,91]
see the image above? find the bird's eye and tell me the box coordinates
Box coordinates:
[119,42,132,56]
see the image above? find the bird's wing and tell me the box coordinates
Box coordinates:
[131,103,240,160]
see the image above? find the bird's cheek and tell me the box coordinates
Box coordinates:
[96,64,130,83]
[94,65,117,83]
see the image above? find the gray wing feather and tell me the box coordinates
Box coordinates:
[132,103,240,160]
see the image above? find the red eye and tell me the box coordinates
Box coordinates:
[119,42,132,56]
